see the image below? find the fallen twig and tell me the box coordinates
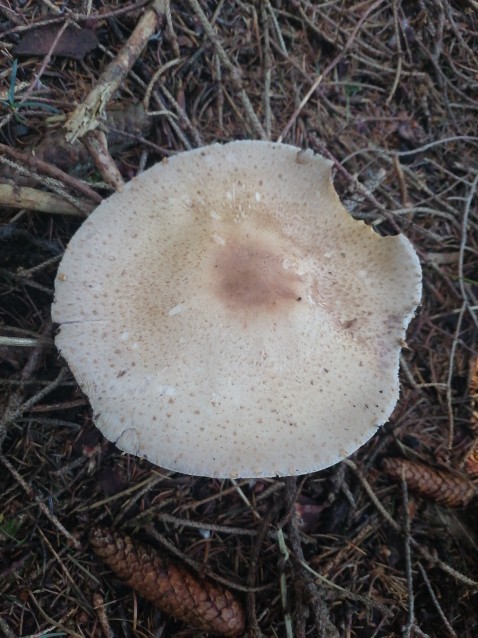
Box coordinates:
[65,0,165,142]
[187,0,266,140]
[0,182,88,215]
[0,142,102,204]
[0,449,81,550]
[284,478,339,638]
[82,130,125,191]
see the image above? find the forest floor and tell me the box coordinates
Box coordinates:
[1,1,478,637]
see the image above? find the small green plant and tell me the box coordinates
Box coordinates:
[0,513,25,543]
[0,59,60,121]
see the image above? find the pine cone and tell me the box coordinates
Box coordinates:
[465,447,478,479]
[382,457,476,508]
[89,527,245,637]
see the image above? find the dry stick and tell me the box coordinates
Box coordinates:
[19,254,62,278]
[127,57,193,150]
[0,450,80,550]
[385,0,403,105]
[4,271,53,296]
[444,175,478,453]
[1,367,69,433]
[385,136,478,158]
[0,156,90,214]
[344,144,466,218]
[106,124,174,156]
[247,503,280,637]
[265,0,287,54]
[164,0,180,57]
[148,10,198,146]
[431,0,445,64]
[444,1,478,64]
[409,627,431,638]
[401,474,415,638]
[0,321,55,444]
[215,53,224,132]
[309,136,433,246]
[82,474,172,513]
[210,0,227,26]
[277,0,384,143]
[155,82,203,146]
[295,4,336,49]
[458,173,478,329]
[143,58,181,109]
[276,528,294,638]
[113,475,170,524]
[420,545,478,589]
[284,477,339,638]
[392,154,409,208]
[0,183,87,216]
[37,526,90,607]
[187,0,267,140]
[344,460,400,533]
[0,1,151,39]
[0,143,102,204]
[0,3,25,26]
[445,302,466,455]
[0,335,52,348]
[417,563,458,638]
[40,0,62,14]
[300,560,391,616]
[308,136,402,234]
[144,524,256,593]
[83,130,125,191]
[231,477,262,521]
[28,590,82,638]
[261,1,272,139]
[345,460,478,588]
[93,593,115,638]
[148,512,259,537]
[65,0,165,142]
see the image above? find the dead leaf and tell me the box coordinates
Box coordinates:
[14,24,98,61]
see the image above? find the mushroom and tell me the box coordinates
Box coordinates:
[52,141,421,478]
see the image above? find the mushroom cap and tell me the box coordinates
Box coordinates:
[52,141,421,478]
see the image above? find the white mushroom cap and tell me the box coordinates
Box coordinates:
[52,141,421,478]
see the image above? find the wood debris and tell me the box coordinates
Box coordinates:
[0,183,88,216]
[82,130,125,191]
[470,354,478,430]
[65,1,165,142]
[464,355,478,478]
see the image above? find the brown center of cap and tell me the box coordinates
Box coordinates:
[213,237,304,314]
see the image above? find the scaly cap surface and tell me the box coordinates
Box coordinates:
[53,141,422,477]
